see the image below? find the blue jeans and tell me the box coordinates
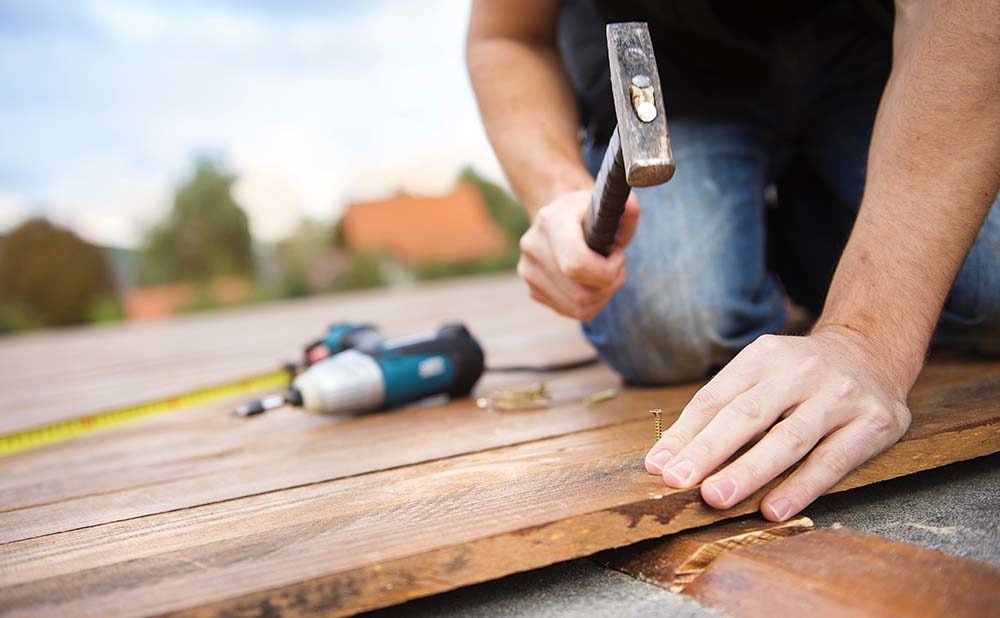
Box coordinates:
[581,119,1000,385]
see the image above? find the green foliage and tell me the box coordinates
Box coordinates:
[275,217,335,298]
[85,294,124,324]
[139,159,254,284]
[459,167,529,244]
[329,252,390,292]
[0,218,120,331]
[413,247,520,282]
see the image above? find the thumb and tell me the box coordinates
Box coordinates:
[615,192,640,247]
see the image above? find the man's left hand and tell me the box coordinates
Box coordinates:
[643,327,912,521]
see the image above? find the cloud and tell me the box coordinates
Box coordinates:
[0,191,29,233]
[0,0,504,247]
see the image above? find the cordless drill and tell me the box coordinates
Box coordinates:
[235,323,485,416]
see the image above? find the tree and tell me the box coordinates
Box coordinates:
[459,167,530,245]
[139,160,254,284]
[0,217,119,330]
[275,217,336,297]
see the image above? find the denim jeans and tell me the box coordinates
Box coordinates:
[581,119,1000,385]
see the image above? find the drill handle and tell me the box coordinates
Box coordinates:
[583,127,630,258]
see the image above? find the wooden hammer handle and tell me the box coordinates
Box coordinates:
[583,128,630,257]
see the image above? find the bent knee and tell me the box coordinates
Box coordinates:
[584,289,784,385]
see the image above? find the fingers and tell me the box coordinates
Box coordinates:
[699,397,838,509]
[760,410,905,521]
[645,347,766,473]
[518,255,599,319]
[659,379,809,489]
[517,191,631,320]
[616,192,640,247]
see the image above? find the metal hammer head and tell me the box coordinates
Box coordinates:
[606,22,674,187]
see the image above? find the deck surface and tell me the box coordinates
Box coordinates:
[1,274,998,617]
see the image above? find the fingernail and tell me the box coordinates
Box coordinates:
[647,449,673,472]
[662,458,696,486]
[705,477,737,505]
[768,497,792,521]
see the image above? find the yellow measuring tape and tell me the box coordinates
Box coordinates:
[0,368,291,458]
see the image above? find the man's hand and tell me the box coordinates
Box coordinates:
[644,327,911,521]
[518,190,639,321]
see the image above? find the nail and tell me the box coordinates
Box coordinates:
[705,477,737,505]
[768,497,792,521]
[647,449,673,472]
[662,458,696,485]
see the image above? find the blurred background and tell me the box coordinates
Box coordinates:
[0,0,527,332]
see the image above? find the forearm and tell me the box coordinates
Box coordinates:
[466,2,592,215]
[816,0,1000,393]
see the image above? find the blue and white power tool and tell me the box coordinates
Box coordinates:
[234,323,485,416]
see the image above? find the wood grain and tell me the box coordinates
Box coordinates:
[601,515,815,592]
[1,377,997,617]
[0,275,591,434]
[2,275,998,616]
[683,526,1000,617]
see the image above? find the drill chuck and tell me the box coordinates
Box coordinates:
[291,349,385,412]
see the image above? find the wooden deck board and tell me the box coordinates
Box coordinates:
[0,275,997,616]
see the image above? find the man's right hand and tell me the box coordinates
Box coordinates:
[517,189,639,321]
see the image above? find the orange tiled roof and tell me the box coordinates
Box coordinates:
[340,182,508,264]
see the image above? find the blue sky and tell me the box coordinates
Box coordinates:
[0,0,500,246]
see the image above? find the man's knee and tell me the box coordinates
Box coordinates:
[583,277,786,385]
[937,196,1000,354]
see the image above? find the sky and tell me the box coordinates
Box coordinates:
[0,0,504,247]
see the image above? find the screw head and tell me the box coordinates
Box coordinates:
[631,74,651,88]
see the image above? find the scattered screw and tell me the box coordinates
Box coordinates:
[582,387,619,406]
[650,408,663,442]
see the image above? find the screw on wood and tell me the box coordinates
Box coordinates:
[650,408,663,442]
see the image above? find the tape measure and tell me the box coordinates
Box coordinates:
[0,368,291,458]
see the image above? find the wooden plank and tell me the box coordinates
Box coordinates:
[0,365,694,541]
[1,376,997,617]
[683,526,1000,617]
[0,275,589,434]
[600,515,815,592]
[1,357,991,542]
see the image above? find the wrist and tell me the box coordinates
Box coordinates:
[520,164,593,217]
[810,319,925,398]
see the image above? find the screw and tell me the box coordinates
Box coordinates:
[650,408,662,442]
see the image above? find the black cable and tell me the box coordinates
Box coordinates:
[485,356,600,373]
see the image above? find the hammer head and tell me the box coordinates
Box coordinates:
[606,22,674,187]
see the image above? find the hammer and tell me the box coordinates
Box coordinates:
[583,22,674,257]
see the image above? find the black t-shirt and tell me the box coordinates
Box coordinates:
[558,0,893,142]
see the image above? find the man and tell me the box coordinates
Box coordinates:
[466,0,1000,522]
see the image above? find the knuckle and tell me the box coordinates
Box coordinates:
[687,387,721,417]
[516,259,529,279]
[738,459,766,485]
[864,402,900,437]
[773,416,812,453]
[533,208,550,229]
[562,259,587,282]
[754,333,781,352]
[518,234,535,258]
[817,447,853,478]
[835,378,861,400]
[730,393,764,423]
[570,290,591,307]
[796,354,822,377]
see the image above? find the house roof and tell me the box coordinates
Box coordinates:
[340,182,508,264]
